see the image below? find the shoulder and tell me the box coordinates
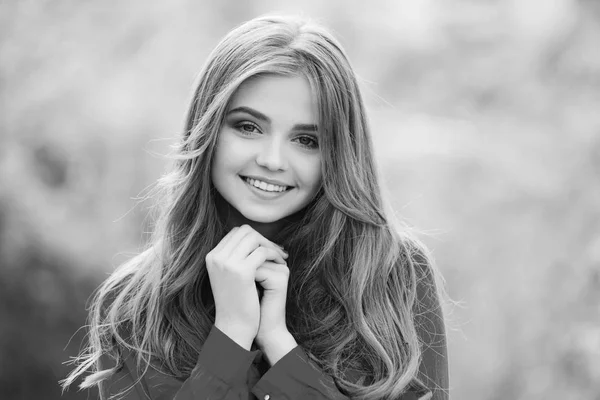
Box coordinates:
[405,239,450,399]
[404,240,445,335]
[400,238,442,312]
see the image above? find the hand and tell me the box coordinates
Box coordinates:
[205,225,288,349]
[254,256,291,348]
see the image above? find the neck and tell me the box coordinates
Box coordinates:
[215,194,284,242]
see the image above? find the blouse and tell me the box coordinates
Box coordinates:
[96,263,448,400]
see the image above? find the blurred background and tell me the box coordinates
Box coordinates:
[1,0,599,399]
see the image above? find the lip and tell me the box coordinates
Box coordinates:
[240,174,293,188]
[240,176,292,199]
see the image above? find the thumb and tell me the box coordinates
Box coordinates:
[255,262,288,292]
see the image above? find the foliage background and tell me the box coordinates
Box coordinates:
[1,1,599,399]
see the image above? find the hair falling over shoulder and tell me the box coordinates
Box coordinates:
[61,14,449,400]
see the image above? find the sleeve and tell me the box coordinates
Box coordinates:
[412,258,450,400]
[97,325,260,400]
[249,255,448,400]
[251,345,432,400]
[251,344,344,400]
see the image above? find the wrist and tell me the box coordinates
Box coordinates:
[214,321,254,351]
[258,331,298,366]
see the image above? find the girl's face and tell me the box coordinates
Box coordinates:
[211,74,322,226]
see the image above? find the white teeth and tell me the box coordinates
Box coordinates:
[244,177,288,192]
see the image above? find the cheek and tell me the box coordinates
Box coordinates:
[213,132,248,170]
[300,159,322,190]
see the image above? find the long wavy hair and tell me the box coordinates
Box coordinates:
[62,14,447,400]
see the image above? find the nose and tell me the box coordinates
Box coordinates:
[256,137,287,171]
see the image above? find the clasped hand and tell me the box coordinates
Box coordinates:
[205,225,291,350]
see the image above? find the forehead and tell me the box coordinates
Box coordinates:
[228,74,318,123]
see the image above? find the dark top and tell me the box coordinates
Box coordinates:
[97,265,449,400]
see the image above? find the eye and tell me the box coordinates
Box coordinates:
[235,121,261,135]
[295,135,319,149]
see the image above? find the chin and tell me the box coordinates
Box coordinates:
[240,211,286,224]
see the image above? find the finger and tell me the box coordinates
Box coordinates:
[255,246,286,266]
[234,235,287,263]
[211,226,240,254]
[219,224,254,256]
[255,261,288,278]
[255,261,289,288]
[231,228,288,260]
[245,246,287,270]
[246,228,288,258]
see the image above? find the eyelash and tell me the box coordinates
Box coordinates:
[295,135,319,149]
[236,122,261,135]
[234,122,319,149]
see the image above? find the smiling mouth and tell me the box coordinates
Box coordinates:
[240,175,293,193]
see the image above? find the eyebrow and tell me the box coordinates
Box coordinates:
[227,106,319,133]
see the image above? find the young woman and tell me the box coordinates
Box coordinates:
[62,14,449,400]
